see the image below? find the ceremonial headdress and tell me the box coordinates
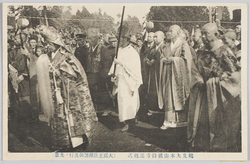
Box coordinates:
[39,25,70,52]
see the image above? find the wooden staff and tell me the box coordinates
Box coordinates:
[113,6,125,76]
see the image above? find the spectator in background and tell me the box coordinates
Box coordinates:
[235,25,241,45]
[223,29,241,63]
[192,27,204,52]
[74,33,89,71]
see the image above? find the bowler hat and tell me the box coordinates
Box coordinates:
[108,35,117,42]
[76,33,87,39]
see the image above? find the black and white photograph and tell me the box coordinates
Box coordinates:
[2,3,248,161]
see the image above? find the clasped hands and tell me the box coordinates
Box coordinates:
[162,57,174,64]
[145,58,154,66]
[114,58,123,66]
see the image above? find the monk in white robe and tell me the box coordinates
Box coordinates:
[109,35,142,131]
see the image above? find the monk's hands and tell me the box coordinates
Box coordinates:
[114,59,123,66]
[21,46,30,57]
[111,75,118,85]
[145,57,154,66]
[17,75,24,83]
[162,57,174,64]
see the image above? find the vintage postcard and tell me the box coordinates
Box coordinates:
[2,2,248,161]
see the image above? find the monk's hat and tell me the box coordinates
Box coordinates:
[39,25,69,52]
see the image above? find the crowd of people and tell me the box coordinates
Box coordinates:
[7,17,241,152]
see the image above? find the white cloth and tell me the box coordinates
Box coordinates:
[109,45,142,122]
[170,37,182,52]
[156,41,163,51]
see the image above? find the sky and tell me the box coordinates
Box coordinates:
[70,4,151,23]
[69,4,241,22]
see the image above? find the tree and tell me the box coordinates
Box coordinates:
[125,15,143,34]
[147,6,209,32]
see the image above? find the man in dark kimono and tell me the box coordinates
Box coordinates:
[74,33,89,71]
[37,26,98,151]
[27,35,40,121]
[8,33,33,121]
[143,32,160,116]
[187,23,241,152]
[99,35,117,92]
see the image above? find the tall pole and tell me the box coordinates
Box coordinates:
[209,6,212,23]
[113,6,125,75]
[44,6,49,26]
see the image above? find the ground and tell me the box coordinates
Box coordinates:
[8,105,188,152]
[8,81,188,153]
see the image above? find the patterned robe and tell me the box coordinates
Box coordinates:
[36,48,98,150]
[187,44,241,152]
[158,38,192,125]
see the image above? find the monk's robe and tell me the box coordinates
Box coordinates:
[36,48,98,150]
[187,44,241,152]
[158,38,192,126]
[109,45,143,122]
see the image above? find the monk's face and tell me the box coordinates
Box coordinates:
[201,23,219,46]
[147,33,154,43]
[193,29,202,43]
[201,28,217,46]
[120,37,129,48]
[235,25,241,34]
[154,32,164,45]
[222,36,235,48]
[169,26,180,40]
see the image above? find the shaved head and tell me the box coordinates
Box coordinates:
[169,25,181,34]
[148,32,155,43]
[223,29,237,48]
[154,31,165,45]
[193,28,202,43]
[235,25,241,34]
[155,31,165,39]
[202,23,218,34]
[223,29,236,40]
[201,23,219,47]
[169,25,181,41]
[148,32,155,37]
